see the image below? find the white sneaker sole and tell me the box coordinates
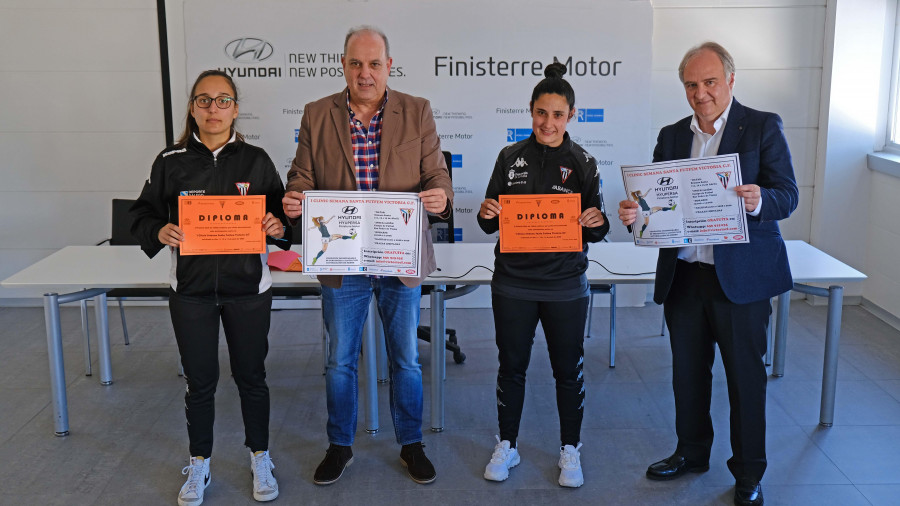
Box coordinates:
[484,453,521,482]
[177,476,210,506]
[252,486,279,502]
[558,472,584,488]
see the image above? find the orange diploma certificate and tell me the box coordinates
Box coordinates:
[178,195,266,255]
[499,194,582,253]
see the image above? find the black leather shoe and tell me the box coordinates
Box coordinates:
[400,442,436,484]
[645,454,709,480]
[314,444,353,485]
[734,479,763,506]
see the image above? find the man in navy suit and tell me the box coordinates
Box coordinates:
[618,42,798,506]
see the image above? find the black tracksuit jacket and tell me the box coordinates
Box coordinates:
[130,136,290,301]
[477,133,610,300]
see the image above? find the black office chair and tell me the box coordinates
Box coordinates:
[417,151,466,364]
[93,199,171,345]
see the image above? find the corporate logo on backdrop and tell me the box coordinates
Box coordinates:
[451,154,463,168]
[577,108,604,122]
[496,107,528,115]
[434,55,623,78]
[225,38,274,62]
[507,129,532,142]
[432,108,473,120]
[438,133,473,141]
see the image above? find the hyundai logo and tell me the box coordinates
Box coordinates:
[224,38,274,62]
[342,206,358,215]
[657,177,673,186]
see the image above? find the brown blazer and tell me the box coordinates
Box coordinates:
[286,88,453,288]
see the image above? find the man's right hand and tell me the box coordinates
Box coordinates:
[282,191,305,219]
[618,200,638,227]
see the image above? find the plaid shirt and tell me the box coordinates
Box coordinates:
[347,90,388,191]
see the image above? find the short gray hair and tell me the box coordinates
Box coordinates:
[344,26,390,59]
[678,41,735,83]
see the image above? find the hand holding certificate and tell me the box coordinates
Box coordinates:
[498,194,582,253]
[178,195,266,255]
[621,154,748,247]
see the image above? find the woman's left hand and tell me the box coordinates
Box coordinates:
[262,212,285,239]
[578,207,606,228]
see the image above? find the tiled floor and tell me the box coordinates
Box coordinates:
[0,300,898,505]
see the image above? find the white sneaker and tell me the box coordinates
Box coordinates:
[178,456,210,506]
[250,450,279,502]
[484,435,520,481]
[558,443,584,488]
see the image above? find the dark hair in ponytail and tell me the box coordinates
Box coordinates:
[530,61,575,111]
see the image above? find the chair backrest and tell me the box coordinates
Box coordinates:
[110,199,140,246]
[429,151,456,244]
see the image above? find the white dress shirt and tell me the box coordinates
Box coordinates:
[676,98,760,264]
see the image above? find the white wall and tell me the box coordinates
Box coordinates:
[2,0,883,314]
[812,0,892,303]
[0,0,165,299]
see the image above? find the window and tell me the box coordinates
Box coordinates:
[885,3,900,152]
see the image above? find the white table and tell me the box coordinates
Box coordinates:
[774,241,867,426]
[2,240,864,435]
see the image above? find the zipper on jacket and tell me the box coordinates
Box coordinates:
[212,155,220,304]
[537,143,548,190]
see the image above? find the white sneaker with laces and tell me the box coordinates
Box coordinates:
[484,435,520,481]
[178,456,210,506]
[250,450,279,502]
[558,443,584,487]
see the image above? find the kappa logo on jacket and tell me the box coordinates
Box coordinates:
[510,157,528,168]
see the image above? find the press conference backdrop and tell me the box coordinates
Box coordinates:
[183,0,652,244]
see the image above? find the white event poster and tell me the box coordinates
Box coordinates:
[621,154,748,248]
[302,191,422,276]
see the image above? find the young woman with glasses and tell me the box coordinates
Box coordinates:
[130,70,289,505]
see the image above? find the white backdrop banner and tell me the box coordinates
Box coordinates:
[183,0,652,244]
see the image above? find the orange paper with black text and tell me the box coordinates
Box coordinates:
[499,194,582,253]
[178,195,266,255]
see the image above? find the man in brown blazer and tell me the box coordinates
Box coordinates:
[282,26,452,486]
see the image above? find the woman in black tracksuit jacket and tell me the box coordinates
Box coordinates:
[130,70,287,505]
[477,63,610,488]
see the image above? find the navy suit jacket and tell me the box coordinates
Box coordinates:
[652,98,799,305]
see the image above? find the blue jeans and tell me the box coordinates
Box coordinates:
[321,276,423,446]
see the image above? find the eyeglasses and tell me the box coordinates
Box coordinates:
[192,95,236,109]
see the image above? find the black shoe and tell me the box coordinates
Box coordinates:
[734,479,763,506]
[645,454,709,480]
[400,442,436,484]
[313,444,353,485]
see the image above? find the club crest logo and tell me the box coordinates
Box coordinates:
[235,182,250,195]
[559,166,572,183]
[400,208,414,225]
[716,171,731,189]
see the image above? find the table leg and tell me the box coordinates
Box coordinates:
[430,285,446,432]
[609,284,616,368]
[43,293,70,437]
[361,297,379,434]
[80,299,92,376]
[94,293,112,385]
[819,285,844,427]
[772,291,791,377]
